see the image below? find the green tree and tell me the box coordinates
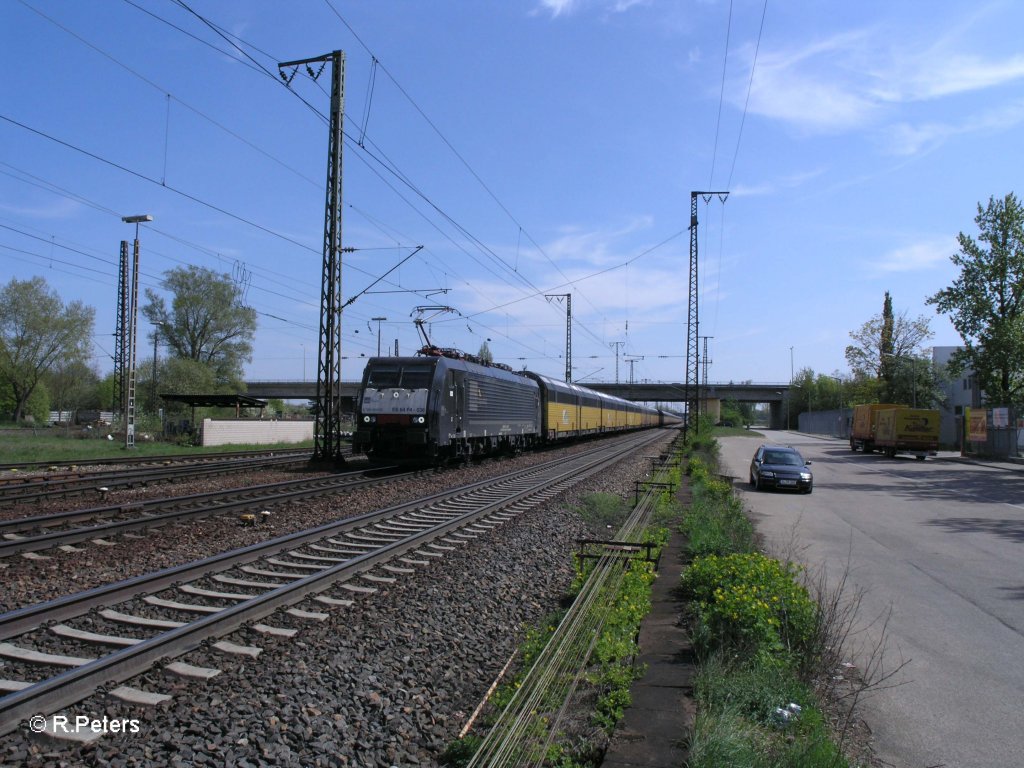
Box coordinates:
[0,276,95,422]
[845,292,934,403]
[145,357,220,420]
[45,359,101,420]
[880,291,896,395]
[477,341,493,364]
[928,193,1024,405]
[142,266,257,390]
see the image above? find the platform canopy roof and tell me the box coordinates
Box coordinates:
[159,393,267,409]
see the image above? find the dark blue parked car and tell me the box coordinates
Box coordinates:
[749,444,813,493]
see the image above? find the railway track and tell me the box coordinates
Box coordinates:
[0,466,406,560]
[0,447,313,475]
[0,453,319,507]
[0,430,663,738]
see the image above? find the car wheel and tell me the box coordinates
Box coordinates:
[749,471,755,487]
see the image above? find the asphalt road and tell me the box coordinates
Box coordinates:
[716,430,1024,768]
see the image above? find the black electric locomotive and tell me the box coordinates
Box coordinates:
[353,353,541,463]
[353,349,677,464]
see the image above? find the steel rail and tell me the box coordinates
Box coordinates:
[0,447,313,474]
[0,431,662,736]
[0,454,313,506]
[0,467,405,556]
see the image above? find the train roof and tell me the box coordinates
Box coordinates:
[522,371,658,410]
[360,356,659,412]
[361,355,538,387]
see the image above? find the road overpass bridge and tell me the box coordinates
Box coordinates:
[244,380,792,428]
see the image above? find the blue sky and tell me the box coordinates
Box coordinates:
[2,0,1022,388]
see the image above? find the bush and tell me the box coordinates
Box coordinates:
[682,553,817,663]
[682,456,755,557]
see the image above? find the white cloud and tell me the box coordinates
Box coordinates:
[869,237,955,274]
[535,0,648,17]
[885,99,1024,156]
[736,18,1024,139]
[739,30,883,133]
[730,167,827,198]
[880,54,1024,102]
[541,216,655,267]
[537,0,577,17]
[0,198,82,220]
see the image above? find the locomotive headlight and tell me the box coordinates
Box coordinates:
[363,415,374,423]
[414,416,426,424]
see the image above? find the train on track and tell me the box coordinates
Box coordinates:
[352,347,682,464]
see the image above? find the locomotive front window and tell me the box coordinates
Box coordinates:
[400,366,433,389]
[366,366,400,388]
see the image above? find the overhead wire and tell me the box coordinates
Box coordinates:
[726,0,768,190]
[167,0,565,357]
[11,1,693,375]
[158,0,633,367]
[320,0,615,326]
[707,0,734,190]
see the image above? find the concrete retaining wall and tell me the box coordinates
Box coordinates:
[200,419,314,447]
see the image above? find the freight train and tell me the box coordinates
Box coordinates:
[352,349,680,464]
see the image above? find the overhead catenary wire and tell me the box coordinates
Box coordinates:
[707,0,734,190]
[99,3,624,367]
[726,0,769,190]
[8,1,704,377]
[320,0,614,321]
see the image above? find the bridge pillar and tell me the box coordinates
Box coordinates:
[703,398,721,425]
[769,401,786,430]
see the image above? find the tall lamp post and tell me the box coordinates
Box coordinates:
[121,214,152,449]
[881,352,919,407]
[788,346,794,430]
[371,317,387,357]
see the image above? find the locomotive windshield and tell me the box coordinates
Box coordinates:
[365,363,433,389]
[399,365,433,389]
[366,366,400,388]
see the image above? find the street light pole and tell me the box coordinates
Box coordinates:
[371,317,387,357]
[788,346,794,430]
[121,214,152,449]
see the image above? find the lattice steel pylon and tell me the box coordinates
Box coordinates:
[545,293,572,382]
[280,50,346,465]
[700,335,713,418]
[683,191,727,442]
[112,240,129,418]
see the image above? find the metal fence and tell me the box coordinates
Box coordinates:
[797,408,851,439]
[963,406,1020,459]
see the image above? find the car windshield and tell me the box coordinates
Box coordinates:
[763,450,803,466]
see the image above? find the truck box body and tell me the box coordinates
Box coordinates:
[874,408,940,453]
[850,403,900,444]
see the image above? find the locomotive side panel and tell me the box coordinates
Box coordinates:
[433,357,541,461]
